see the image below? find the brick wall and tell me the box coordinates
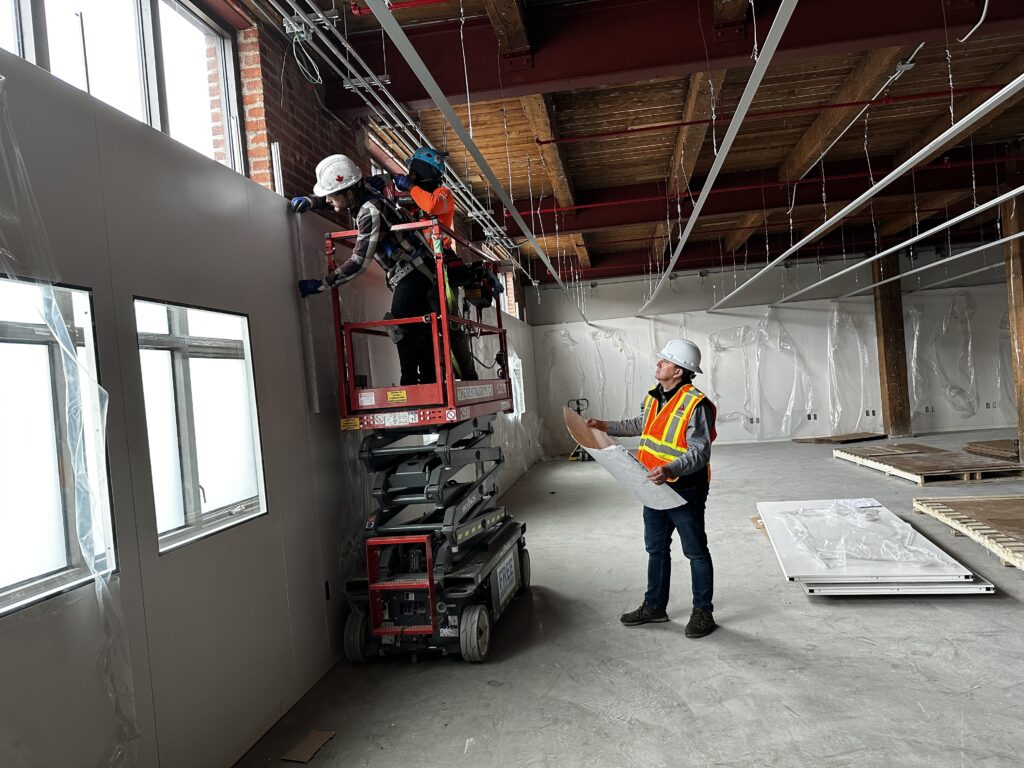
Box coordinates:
[233,19,367,198]
[207,39,227,165]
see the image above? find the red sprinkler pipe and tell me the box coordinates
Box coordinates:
[513,151,1024,218]
[537,84,1006,146]
[350,0,451,16]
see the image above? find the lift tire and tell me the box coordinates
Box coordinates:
[519,548,531,592]
[344,609,369,664]
[459,604,492,663]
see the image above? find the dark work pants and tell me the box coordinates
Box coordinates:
[642,484,714,612]
[390,271,435,385]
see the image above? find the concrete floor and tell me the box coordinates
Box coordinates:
[236,428,1024,768]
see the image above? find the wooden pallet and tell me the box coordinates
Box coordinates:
[834,446,1024,486]
[964,439,1019,461]
[792,432,887,445]
[914,496,1024,571]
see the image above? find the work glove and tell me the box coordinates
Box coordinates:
[290,196,314,214]
[392,174,412,192]
[298,279,325,297]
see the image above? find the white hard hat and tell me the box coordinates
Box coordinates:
[313,154,362,196]
[657,338,702,374]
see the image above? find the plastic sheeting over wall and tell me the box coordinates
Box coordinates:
[827,304,873,434]
[0,78,140,766]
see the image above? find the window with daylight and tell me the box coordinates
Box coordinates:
[0,278,115,617]
[135,300,266,552]
[0,1,23,55]
[158,0,241,167]
[7,2,242,170]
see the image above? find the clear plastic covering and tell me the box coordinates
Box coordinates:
[590,328,636,423]
[904,306,927,415]
[0,76,140,764]
[929,293,978,418]
[780,500,961,569]
[542,327,586,455]
[826,304,872,434]
[754,310,814,437]
[997,312,1016,407]
[707,325,757,430]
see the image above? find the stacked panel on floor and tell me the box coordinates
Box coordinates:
[757,498,994,596]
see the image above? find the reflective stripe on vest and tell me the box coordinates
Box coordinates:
[637,384,705,476]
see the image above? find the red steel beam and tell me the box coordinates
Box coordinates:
[533,223,1002,283]
[484,149,1013,239]
[538,84,1006,146]
[327,0,1024,112]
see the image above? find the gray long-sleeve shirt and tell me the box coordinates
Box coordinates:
[607,385,714,482]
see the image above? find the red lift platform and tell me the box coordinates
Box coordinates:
[325,219,514,432]
[322,218,528,663]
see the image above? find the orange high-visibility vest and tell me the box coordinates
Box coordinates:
[637,384,716,482]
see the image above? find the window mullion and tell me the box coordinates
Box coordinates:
[169,312,203,527]
[138,0,168,132]
[26,0,47,69]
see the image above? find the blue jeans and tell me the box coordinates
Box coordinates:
[643,485,714,612]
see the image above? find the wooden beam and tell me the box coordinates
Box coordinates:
[728,47,909,253]
[872,253,912,437]
[878,190,971,237]
[484,0,529,54]
[714,0,748,23]
[896,53,1024,167]
[651,70,726,258]
[724,210,767,254]
[519,93,590,266]
[1002,194,1024,448]
[779,46,908,182]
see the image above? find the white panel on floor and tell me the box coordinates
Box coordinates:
[802,577,994,596]
[757,499,974,583]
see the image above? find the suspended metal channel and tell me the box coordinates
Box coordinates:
[362,0,591,323]
[709,69,1024,312]
[268,0,522,267]
[635,0,800,316]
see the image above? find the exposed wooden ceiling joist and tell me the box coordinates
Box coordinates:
[520,93,591,267]
[484,0,529,54]
[895,52,1024,166]
[724,46,910,254]
[878,190,973,236]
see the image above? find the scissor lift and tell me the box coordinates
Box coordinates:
[325,219,529,663]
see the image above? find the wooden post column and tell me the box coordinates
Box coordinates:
[1002,197,1024,449]
[872,253,912,437]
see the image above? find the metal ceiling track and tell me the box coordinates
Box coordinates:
[361,0,591,323]
[267,0,520,266]
[838,230,1024,298]
[907,260,1005,293]
[636,0,800,316]
[709,69,1024,312]
[776,182,1024,304]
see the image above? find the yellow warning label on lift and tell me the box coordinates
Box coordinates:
[339,418,362,431]
[387,390,408,403]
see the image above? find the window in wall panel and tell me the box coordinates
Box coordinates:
[0,0,20,54]
[134,300,266,552]
[158,0,239,169]
[43,0,147,123]
[0,278,115,617]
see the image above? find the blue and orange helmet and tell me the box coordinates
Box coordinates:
[408,146,447,178]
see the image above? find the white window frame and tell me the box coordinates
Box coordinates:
[135,300,267,553]
[6,1,244,170]
[0,283,115,617]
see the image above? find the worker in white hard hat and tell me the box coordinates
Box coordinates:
[292,154,438,385]
[588,338,719,638]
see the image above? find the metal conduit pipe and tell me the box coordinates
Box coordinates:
[362,0,591,322]
[513,151,1024,218]
[709,69,1024,312]
[838,231,1024,298]
[636,0,800,315]
[270,0,520,263]
[773,182,1024,304]
[292,0,516,255]
[906,261,1004,293]
[349,0,452,16]
[538,84,1003,147]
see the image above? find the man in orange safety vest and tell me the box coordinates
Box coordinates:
[588,338,718,638]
